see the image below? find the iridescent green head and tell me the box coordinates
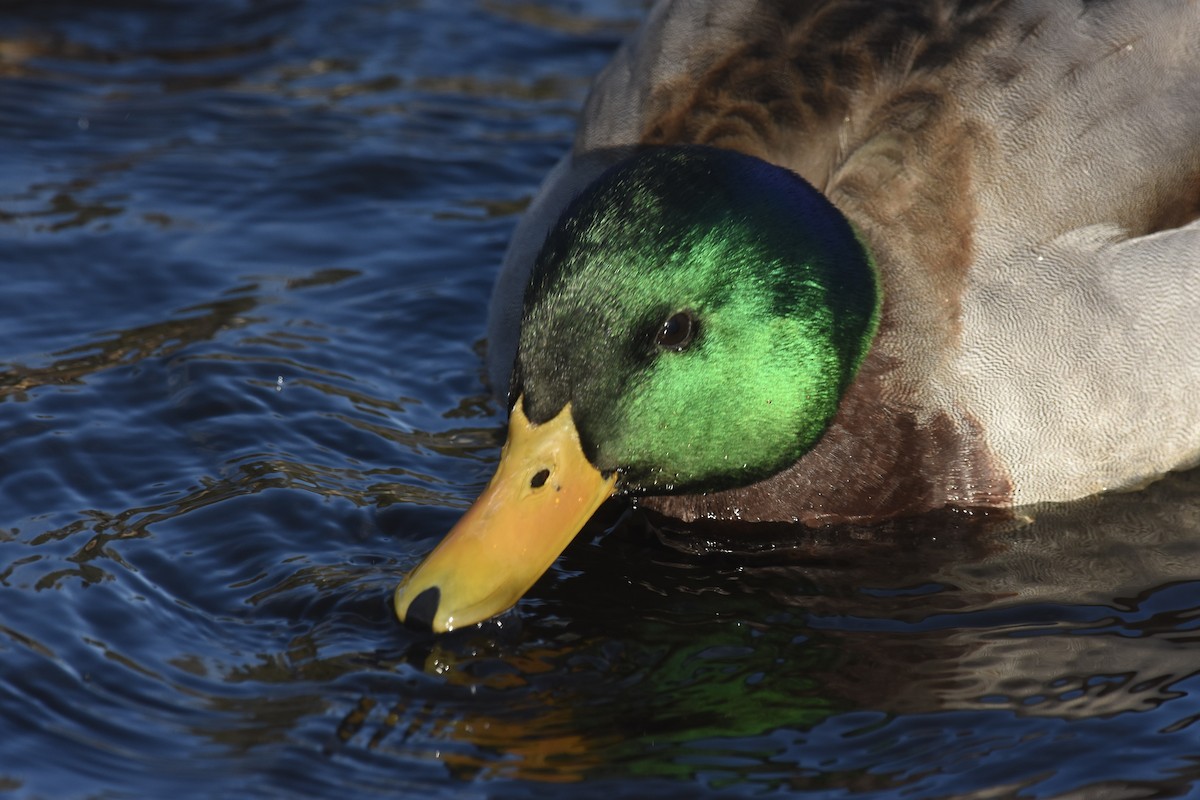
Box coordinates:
[513,146,880,495]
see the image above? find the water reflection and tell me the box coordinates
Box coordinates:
[312,471,1200,788]
[0,295,257,400]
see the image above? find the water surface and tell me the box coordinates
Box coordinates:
[3,2,1200,797]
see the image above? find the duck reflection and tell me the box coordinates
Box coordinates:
[366,470,1200,784]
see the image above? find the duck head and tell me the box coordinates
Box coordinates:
[395,146,880,631]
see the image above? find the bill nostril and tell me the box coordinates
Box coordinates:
[403,586,441,632]
[530,468,550,489]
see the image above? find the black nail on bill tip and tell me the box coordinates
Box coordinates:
[403,586,441,632]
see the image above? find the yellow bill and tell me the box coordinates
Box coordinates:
[394,397,617,632]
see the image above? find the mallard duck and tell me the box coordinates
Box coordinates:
[395,0,1200,631]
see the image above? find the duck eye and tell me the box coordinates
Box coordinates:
[655,310,697,351]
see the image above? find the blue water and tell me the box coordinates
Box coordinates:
[3,2,1200,797]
